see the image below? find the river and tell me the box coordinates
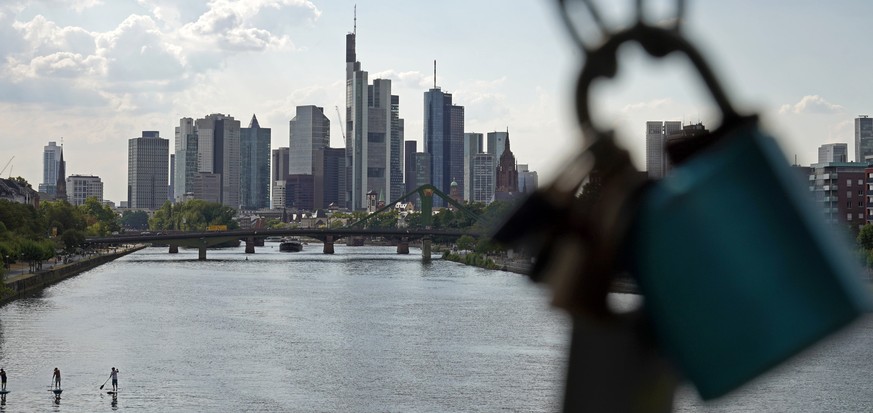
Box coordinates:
[0,244,871,412]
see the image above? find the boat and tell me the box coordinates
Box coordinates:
[279,238,303,252]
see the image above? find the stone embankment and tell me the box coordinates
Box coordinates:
[0,245,146,306]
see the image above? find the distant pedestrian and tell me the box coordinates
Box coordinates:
[52,368,61,389]
[109,367,119,392]
[1,368,6,391]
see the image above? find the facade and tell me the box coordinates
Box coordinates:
[66,174,103,206]
[819,143,849,164]
[193,173,222,204]
[463,133,484,201]
[495,131,518,200]
[39,141,63,197]
[289,106,330,175]
[809,162,866,228]
[486,131,508,159]
[663,122,710,174]
[0,178,39,207]
[424,87,464,206]
[127,131,169,210]
[285,174,315,211]
[174,117,198,201]
[272,147,290,208]
[856,116,873,162]
[404,140,418,197]
[344,27,405,210]
[168,153,175,202]
[55,147,67,202]
[471,153,496,204]
[196,113,241,208]
[518,164,539,194]
[240,114,271,210]
[313,147,345,210]
[646,120,682,179]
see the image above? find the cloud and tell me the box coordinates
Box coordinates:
[371,70,432,89]
[779,95,844,115]
[620,98,673,113]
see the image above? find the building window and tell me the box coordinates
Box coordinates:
[847,179,852,187]
[860,201,864,207]
[859,179,864,185]
[847,191,852,198]
[860,213,864,219]
[848,213,853,221]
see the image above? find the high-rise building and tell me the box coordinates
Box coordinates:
[39,141,63,197]
[55,146,67,202]
[290,106,330,175]
[856,116,873,163]
[285,174,315,211]
[272,147,290,209]
[314,147,346,210]
[819,143,849,164]
[646,121,682,179]
[518,164,539,194]
[66,174,103,206]
[240,114,271,210]
[404,140,417,196]
[413,152,432,199]
[463,133,484,201]
[127,131,169,210]
[486,131,508,158]
[196,113,241,208]
[664,122,709,174]
[471,153,496,204]
[168,154,175,202]
[174,117,198,201]
[344,23,405,210]
[424,85,464,206]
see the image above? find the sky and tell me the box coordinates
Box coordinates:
[0,0,871,203]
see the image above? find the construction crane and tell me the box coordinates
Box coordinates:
[335,106,347,140]
[0,156,13,176]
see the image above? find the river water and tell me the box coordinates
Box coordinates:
[0,244,871,412]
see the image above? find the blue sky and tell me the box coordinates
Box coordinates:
[0,0,869,202]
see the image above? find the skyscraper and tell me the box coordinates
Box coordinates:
[174,117,198,201]
[424,84,464,206]
[646,120,682,179]
[471,153,496,204]
[463,133,484,201]
[66,174,102,206]
[344,20,405,210]
[313,147,346,210]
[290,105,330,175]
[39,141,62,197]
[855,115,873,163]
[517,164,539,194]
[127,131,169,209]
[495,131,518,201]
[819,143,849,164]
[240,114,271,210]
[272,147,290,208]
[196,113,241,208]
[486,131,508,158]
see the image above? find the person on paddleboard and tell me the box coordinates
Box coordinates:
[109,367,119,392]
[1,368,6,391]
[52,368,61,389]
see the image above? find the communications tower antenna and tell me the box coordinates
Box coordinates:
[354,5,356,35]
[0,156,14,176]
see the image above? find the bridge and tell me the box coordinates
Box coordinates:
[85,228,478,261]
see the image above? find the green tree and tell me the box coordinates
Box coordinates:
[120,210,149,230]
[61,229,86,252]
[456,235,475,252]
[79,197,120,236]
[858,223,873,251]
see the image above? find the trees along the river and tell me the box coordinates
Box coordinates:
[149,200,239,231]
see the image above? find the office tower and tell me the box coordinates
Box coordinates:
[289,106,330,175]
[495,131,518,201]
[344,22,405,210]
[424,82,464,206]
[55,146,67,202]
[168,154,175,201]
[195,113,241,208]
[404,141,417,195]
[463,133,484,201]
[646,120,682,179]
[414,152,432,199]
[487,131,508,158]
[818,143,849,164]
[240,114,271,210]
[39,141,62,197]
[127,131,169,209]
[174,117,198,201]
[285,174,314,211]
[272,147,290,209]
[856,116,873,162]
[66,174,103,206]
[471,153,496,204]
[314,147,345,210]
[517,164,539,194]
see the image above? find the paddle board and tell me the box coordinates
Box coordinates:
[48,389,62,395]
[107,391,118,395]
[0,390,9,395]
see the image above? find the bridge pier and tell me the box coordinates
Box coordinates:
[397,237,409,255]
[421,238,432,263]
[198,246,207,261]
[245,237,255,254]
[323,235,335,254]
[169,245,178,254]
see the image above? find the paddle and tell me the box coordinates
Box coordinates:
[99,375,111,390]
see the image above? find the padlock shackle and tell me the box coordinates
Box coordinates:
[575,23,742,138]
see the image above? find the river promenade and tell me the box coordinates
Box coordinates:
[0,244,146,306]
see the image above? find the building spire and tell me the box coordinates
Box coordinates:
[354,4,357,35]
[434,59,437,89]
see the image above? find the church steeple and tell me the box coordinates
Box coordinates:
[55,144,67,202]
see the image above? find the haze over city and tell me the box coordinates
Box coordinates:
[1,0,871,202]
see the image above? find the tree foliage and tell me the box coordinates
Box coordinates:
[120,210,150,230]
[149,200,239,231]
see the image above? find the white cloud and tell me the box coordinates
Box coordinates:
[620,98,673,113]
[779,95,844,115]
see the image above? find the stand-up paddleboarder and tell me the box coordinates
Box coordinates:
[52,368,61,389]
[110,367,119,392]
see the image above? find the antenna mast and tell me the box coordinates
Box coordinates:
[354,5,357,35]
[434,60,437,89]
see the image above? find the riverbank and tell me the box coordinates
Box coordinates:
[0,245,146,306]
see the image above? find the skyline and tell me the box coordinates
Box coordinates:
[1,1,872,203]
